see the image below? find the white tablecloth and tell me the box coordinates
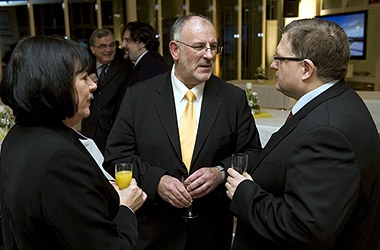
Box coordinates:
[363,99,380,133]
[255,98,380,147]
[255,109,288,147]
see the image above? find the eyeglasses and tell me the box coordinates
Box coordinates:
[121,38,134,44]
[273,55,305,63]
[94,42,115,51]
[176,41,223,55]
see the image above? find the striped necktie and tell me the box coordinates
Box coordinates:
[98,64,109,84]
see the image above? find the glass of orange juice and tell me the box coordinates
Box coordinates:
[115,163,133,190]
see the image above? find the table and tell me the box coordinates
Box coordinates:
[356,91,380,133]
[254,98,380,147]
[362,99,380,134]
[254,109,289,147]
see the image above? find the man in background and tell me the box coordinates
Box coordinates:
[105,14,261,250]
[121,21,169,88]
[81,29,133,154]
[226,18,380,250]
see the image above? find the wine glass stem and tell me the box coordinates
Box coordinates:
[188,205,193,217]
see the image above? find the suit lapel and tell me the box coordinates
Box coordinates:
[153,73,182,159]
[97,60,119,90]
[253,116,298,171]
[192,78,222,166]
[151,74,223,167]
[253,80,349,170]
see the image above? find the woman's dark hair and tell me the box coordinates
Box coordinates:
[0,35,91,124]
[125,21,159,52]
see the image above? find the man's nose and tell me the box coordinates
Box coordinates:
[270,60,277,70]
[203,48,214,60]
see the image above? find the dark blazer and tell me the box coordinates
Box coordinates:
[126,50,169,88]
[231,80,380,250]
[0,122,138,250]
[81,57,133,154]
[104,71,261,250]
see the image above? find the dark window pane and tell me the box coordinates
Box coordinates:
[190,0,212,18]
[216,0,238,80]
[242,0,263,79]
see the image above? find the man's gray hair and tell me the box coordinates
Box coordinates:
[170,14,214,42]
[89,29,114,46]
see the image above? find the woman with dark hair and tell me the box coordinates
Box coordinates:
[0,35,146,250]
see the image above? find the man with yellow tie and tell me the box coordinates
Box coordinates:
[104,14,261,250]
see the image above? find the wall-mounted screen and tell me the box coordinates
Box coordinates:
[317,11,367,60]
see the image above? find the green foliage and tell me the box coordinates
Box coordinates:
[245,83,260,112]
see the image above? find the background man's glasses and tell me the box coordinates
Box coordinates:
[121,38,134,44]
[94,42,115,51]
[176,40,223,55]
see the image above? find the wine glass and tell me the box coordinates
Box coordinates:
[231,153,248,174]
[115,163,133,190]
[181,175,198,220]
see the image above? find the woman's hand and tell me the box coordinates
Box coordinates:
[111,178,147,212]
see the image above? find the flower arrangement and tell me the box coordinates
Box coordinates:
[0,105,15,141]
[255,66,267,82]
[245,82,260,114]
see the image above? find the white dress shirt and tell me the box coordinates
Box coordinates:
[96,61,109,76]
[171,65,205,131]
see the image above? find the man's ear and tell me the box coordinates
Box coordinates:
[90,46,95,55]
[301,59,315,80]
[169,41,180,61]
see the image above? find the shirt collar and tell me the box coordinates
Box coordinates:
[292,80,339,115]
[135,50,149,66]
[96,61,109,70]
[171,65,205,103]
[67,126,88,140]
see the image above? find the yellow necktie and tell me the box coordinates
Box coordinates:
[179,91,197,172]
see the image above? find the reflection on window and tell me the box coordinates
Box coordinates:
[242,0,263,79]
[15,5,30,38]
[137,0,157,30]
[0,0,264,83]
[1,5,29,70]
[34,3,65,36]
[216,0,238,80]
[69,1,97,46]
[161,0,185,66]
[190,0,212,18]
[101,0,113,26]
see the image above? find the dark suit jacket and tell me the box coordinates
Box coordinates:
[104,71,261,250]
[81,57,133,154]
[126,50,169,88]
[231,80,380,250]
[0,122,138,250]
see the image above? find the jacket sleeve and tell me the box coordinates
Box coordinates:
[217,86,262,173]
[231,126,360,249]
[41,146,138,250]
[104,87,167,202]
